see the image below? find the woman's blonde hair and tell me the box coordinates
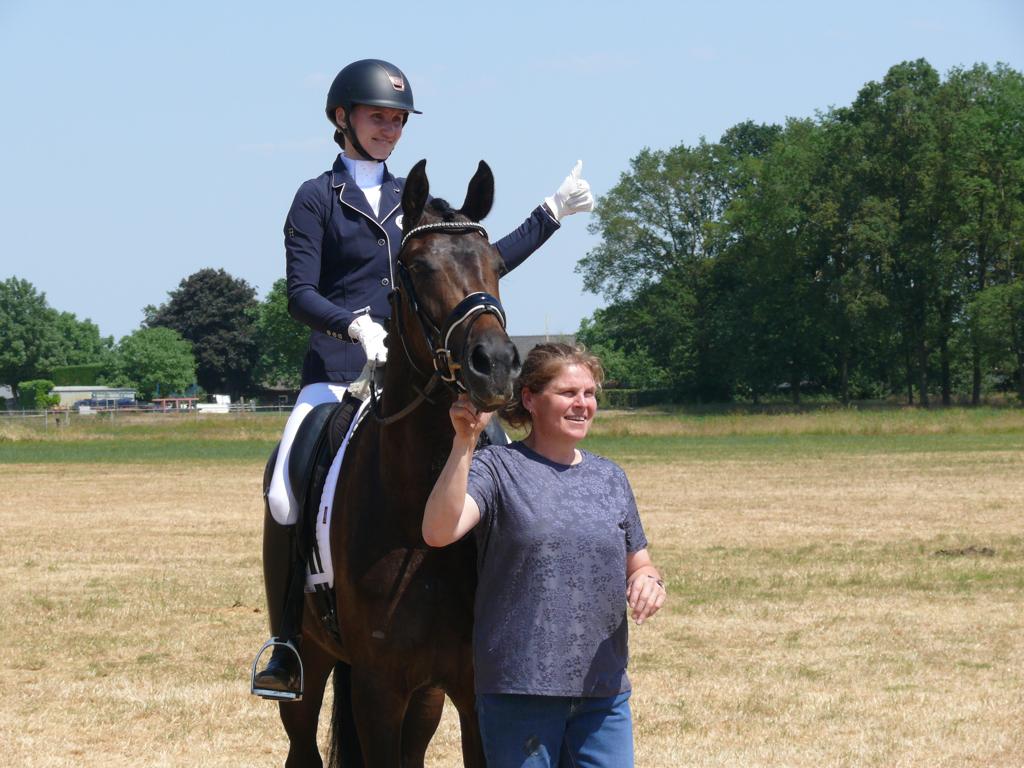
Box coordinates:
[501,342,604,429]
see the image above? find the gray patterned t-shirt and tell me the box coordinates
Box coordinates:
[466,441,648,697]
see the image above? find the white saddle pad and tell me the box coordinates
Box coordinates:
[305,395,373,591]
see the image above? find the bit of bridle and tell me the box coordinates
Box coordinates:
[370,220,507,425]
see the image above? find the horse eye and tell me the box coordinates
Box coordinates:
[408,260,435,276]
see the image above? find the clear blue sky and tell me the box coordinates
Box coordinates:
[1,1,1021,341]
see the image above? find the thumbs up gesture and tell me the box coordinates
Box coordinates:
[544,160,594,221]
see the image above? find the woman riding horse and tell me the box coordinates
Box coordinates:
[254,58,594,698]
[273,160,528,766]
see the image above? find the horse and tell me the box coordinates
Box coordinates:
[271,159,521,767]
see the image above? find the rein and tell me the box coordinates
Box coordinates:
[370,220,506,425]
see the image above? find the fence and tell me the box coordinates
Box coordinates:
[0,402,295,428]
[598,388,676,408]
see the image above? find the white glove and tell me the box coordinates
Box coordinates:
[544,160,594,221]
[347,314,388,365]
[347,360,384,402]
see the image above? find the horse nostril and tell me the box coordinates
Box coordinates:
[470,344,493,376]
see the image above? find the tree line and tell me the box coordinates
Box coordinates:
[4,60,1020,408]
[0,270,305,405]
[577,60,1024,404]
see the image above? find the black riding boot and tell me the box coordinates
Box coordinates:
[252,495,305,697]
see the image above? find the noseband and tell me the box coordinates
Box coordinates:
[371,220,507,424]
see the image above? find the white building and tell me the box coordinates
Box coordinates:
[51,386,137,408]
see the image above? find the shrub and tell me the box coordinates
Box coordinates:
[50,364,105,386]
[17,379,60,410]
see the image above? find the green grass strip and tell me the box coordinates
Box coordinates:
[581,431,1024,461]
[0,439,278,464]
[1,430,1021,464]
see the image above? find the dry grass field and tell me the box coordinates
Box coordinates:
[0,409,1021,766]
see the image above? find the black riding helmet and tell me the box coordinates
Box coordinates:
[326,59,421,161]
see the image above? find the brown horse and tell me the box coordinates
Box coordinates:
[273,159,520,767]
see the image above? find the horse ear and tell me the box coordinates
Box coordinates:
[402,159,429,228]
[459,160,494,222]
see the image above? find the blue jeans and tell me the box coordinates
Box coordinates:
[476,690,634,768]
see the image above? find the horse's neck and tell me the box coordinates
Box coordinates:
[374,383,453,542]
[377,361,455,486]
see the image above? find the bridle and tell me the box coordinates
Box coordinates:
[370,220,507,424]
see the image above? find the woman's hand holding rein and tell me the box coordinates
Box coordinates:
[422,395,486,548]
[449,394,492,447]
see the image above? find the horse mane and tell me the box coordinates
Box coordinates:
[425,198,460,222]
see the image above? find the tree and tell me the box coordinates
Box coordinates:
[717,118,838,403]
[846,60,947,405]
[576,309,671,391]
[577,140,731,301]
[145,268,259,398]
[940,63,1024,403]
[0,277,128,395]
[575,60,1023,404]
[117,327,197,401]
[577,127,780,399]
[51,311,118,375]
[970,281,1024,401]
[0,277,63,396]
[253,278,308,390]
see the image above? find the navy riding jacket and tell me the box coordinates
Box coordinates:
[285,156,560,386]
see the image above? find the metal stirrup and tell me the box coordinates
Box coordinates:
[250,638,305,702]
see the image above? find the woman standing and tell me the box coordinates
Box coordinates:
[424,343,666,767]
[254,59,595,696]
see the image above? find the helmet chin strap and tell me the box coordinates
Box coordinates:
[340,118,387,163]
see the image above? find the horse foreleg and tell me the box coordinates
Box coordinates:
[400,686,445,766]
[448,681,485,768]
[279,640,334,768]
[349,666,409,766]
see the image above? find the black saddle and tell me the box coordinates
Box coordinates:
[288,397,360,519]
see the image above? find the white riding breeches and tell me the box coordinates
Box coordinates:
[266,382,348,525]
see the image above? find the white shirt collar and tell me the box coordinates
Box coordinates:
[340,154,385,190]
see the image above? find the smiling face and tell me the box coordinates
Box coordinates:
[522,363,598,450]
[337,104,406,160]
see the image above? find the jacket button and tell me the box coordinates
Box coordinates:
[377,238,386,246]
[381,277,390,287]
